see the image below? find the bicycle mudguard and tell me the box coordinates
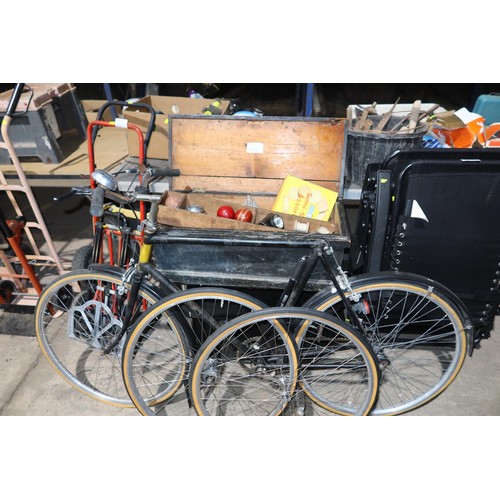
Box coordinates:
[88,263,126,275]
[308,270,476,357]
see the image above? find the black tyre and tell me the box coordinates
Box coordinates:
[71,244,93,270]
[306,273,470,415]
[34,269,161,406]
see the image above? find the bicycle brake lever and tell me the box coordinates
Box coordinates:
[53,186,92,202]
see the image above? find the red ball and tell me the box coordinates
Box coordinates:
[217,205,235,219]
[234,208,253,223]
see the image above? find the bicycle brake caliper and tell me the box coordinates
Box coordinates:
[333,266,362,303]
[117,262,136,295]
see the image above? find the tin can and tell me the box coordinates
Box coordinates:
[186,205,205,213]
[258,213,284,229]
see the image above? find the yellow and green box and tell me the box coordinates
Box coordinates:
[272,175,339,221]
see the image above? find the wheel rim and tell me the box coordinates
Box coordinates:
[190,309,300,416]
[123,289,268,415]
[35,271,157,407]
[312,281,467,415]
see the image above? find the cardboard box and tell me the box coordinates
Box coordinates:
[272,175,339,221]
[158,192,337,234]
[427,107,500,148]
[123,95,230,159]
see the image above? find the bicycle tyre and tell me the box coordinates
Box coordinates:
[294,309,380,416]
[122,287,268,416]
[305,273,470,415]
[189,307,376,416]
[34,269,162,407]
[71,244,93,270]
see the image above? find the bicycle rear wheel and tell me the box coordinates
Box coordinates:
[122,288,268,415]
[306,273,470,415]
[34,269,161,407]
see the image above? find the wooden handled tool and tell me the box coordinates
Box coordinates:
[354,101,377,131]
[408,100,421,132]
[375,97,400,131]
[416,103,440,123]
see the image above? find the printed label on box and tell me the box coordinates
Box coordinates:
[246,142,264,154]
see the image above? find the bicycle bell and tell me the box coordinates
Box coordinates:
[91,169,118,191]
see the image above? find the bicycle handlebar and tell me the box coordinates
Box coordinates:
[89,186,105,217]
[147,166,181,177]
[54,183,162,209]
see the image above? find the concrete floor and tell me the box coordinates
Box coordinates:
[1,186,500,416]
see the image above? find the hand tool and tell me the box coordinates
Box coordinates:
[375,97,400,132]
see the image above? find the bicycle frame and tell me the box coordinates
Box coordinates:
[148,229,369,332]
[102,220,366,355]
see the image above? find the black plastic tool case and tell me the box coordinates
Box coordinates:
[152,215,351,292]
[356,148,500,342]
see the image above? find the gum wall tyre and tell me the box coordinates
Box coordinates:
[122,288,268,416]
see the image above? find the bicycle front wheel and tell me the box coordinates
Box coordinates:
[306,274,469,415]
[122,288,268,415]
[294,309,380,416]
[189,307,376,416]
[34,269,161,407]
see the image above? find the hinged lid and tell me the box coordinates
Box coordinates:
[168,115,347,205]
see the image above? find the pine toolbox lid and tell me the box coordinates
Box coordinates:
[167,114,347,200]
[0,83,76,112]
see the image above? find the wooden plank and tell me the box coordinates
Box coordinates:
[170,116,345,181]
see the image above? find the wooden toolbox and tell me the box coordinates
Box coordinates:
[153,114,350,291]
